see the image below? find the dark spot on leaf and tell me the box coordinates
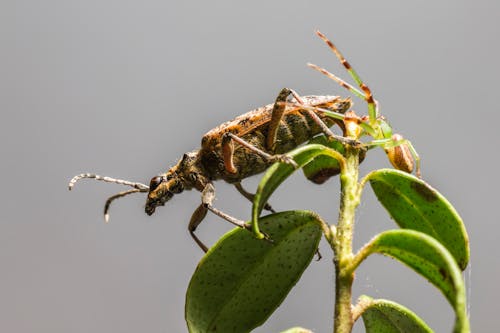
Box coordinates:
[411,181,438,202]
[439,267,449,281]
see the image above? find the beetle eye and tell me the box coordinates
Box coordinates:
[149,176,163,192]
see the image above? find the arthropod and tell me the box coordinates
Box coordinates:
[303,31,420,178]
[69,31,420,251]
[69,89,353,251]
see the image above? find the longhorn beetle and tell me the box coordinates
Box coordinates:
[69,31,420,251]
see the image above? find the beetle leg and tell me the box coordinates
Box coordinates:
[273,90,358,147]
[222,132,298,174]
[188,183,221,253]
[188,204,210,252]
[267,88,297,151]
[221,133,238,174]
[194,183,273,251]
[201,183,250,229]
[190,183,266,252]
[234,182,276,213]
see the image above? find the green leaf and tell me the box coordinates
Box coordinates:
[357,295,433,333]
[356,229,469,333]
[302,134,365,184]
[279,327,314,333]
[366,169,469,270]
[185,210,323,333]
[252,144,344,238]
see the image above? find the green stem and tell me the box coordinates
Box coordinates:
[330,144,362,333]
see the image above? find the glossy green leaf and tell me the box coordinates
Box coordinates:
[357,229,468,333]
[366,169,469,270]
[185,210,322,333]
[280,327,314,333]
[357,295,433,333]
[302,134,365,184]
[252,144,343,238]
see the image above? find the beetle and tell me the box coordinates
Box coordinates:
[69,89,353,251]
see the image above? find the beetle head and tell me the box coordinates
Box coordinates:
[145,150,206,215]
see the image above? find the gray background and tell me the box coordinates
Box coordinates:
[1,0,498,332]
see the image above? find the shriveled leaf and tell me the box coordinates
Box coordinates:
[302,134,365,184]
[357,295,433,333]
[366,169,469,270]
[357,229,468,333]
[252,144,343,238]
[280,327,314,333]
[185,211,323,333]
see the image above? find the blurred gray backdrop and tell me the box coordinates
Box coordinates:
[1,0,498,332]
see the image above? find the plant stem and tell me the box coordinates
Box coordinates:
[331,144,361,333]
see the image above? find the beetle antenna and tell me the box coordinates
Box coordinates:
[68,173,149,191]
[103,189,146,223]
[68,173,149,222]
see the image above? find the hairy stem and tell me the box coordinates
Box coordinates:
[330,144,361,333]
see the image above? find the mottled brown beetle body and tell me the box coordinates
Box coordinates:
[140,93,351,250]
[144,95,351,214]
[199,95,350,183]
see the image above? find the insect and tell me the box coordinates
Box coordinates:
[69,89,354,251]
[69,31,420,251]
[303,31,420,178]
